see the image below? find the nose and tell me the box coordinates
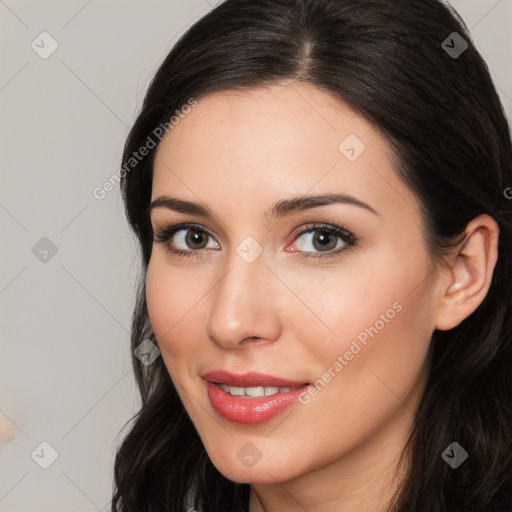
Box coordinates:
[205,250,282,349]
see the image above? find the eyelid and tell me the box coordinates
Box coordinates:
[290,223,355,242]
[153,222,215,238]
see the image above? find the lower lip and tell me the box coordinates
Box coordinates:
[206,381,309,425]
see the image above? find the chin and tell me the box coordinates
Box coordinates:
[208,450,301,485]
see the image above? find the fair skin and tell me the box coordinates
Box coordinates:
[145,81,499,512]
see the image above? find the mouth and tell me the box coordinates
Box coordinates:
[202,370,311,425]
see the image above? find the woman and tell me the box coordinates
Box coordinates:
[112,0,512,510]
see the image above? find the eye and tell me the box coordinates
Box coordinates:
[153,222,358,260]
[288,223,358,260]
[153,223,219,258]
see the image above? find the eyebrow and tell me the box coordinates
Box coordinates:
[148,193,380,220]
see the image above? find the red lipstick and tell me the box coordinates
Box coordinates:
[202,371,310,425]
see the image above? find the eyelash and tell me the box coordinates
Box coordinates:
[153,222,359,261]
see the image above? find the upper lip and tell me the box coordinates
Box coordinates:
[202,370,309,388]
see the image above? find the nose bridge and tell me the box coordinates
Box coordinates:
[206,244,280,348]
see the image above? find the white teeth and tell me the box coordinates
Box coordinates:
[229,386,245,396]
[246,386,265,397]
[216,383,302,397]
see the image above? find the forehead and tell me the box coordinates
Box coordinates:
[154,82,379,172]
[151,82,418,225]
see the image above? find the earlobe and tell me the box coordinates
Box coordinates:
[434,214,499,331]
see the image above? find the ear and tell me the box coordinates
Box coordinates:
[435,214,499,331]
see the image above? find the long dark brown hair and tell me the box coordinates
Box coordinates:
[112,1,512,510]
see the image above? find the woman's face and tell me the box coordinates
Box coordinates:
[146,82,442,486]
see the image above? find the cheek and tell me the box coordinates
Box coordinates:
[315,241,433,339]
[145,258,207,362]
[286,262,434,469]
[290,244,435,392]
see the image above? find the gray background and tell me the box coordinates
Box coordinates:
[0,1,510,510]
